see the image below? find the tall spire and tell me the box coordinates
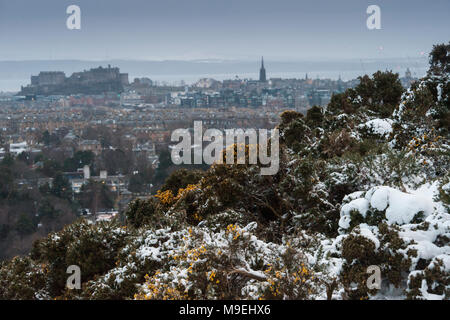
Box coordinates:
[259,56,267,82]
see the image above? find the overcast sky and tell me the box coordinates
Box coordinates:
[0,0,449,61]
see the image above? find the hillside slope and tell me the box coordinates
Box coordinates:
[1,43,449,300]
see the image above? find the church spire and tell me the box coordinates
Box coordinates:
[259,56,267,82]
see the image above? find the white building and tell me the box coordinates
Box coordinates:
[9,141,29,156]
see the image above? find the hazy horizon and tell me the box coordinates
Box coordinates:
[0,56,429,92]
[1,0,447,91]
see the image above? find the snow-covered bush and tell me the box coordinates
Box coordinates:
[0,256,48,300]
[29,219,128,297]
[338,186,434,232]
[358,118,393,139]
[335,182,449,299]
[406,255,450,300]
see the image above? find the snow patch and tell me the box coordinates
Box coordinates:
[359,118,393,138]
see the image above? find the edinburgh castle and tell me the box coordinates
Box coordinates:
[19,65,129,96]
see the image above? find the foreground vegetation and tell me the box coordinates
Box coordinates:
[1,43,449,300]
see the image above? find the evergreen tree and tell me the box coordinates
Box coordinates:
[51,173,72,200]
[15,213,35,236]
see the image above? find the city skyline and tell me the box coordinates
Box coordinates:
[0,56,429,92]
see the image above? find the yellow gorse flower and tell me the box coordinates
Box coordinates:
[226,224,241,240]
